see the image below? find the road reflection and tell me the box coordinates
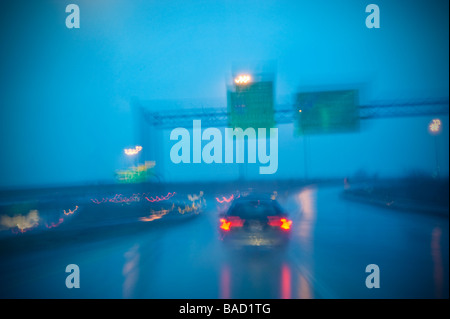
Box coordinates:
[217,186,318,299]
[296,185,317,245]
[1,187,446,299]
[431,226,444,298]
[298,274,312,299]
[293,185,317,298]
[220,264,230,299]
[123,244,140,298]
[280,263,291,299]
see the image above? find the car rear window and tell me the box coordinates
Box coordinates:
[228,200,283,218]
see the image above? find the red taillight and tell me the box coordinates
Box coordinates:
[268,216,292,230]
[280,218,292,230]
[220,216,244,231]
[220,218,231,231]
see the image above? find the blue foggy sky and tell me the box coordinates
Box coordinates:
[0,0,448,188]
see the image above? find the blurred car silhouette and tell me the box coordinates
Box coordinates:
[219,195,292,249]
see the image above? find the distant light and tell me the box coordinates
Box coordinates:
[188,191,204,202]
[234,74,251,85]
[429,119,442,135]
[91,191,175,204]
[298,109,302,113]
[145,192,176,202]
[216,194,234,203]
[1,210,40,233]
[124,145,142,156]
[46,218,64,229]
[140,204,174,222]
[63,205,79,216]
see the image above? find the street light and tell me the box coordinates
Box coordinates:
[234,74,252,85]
[124,146,143,179]
[428,119,442,178]
[124,145,142,156]
[428,119,442,135]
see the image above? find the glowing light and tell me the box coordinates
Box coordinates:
[216,194,234,203]
[234,74,252,85]
[178,202,202,214]
[153,205,175,215]
[46,218,64,229]
[182,192,206,214]
[145,192,176,202]
[280,218,292,230]
[271,191,278,200]
[296,186,317,243]
[108,194,138,203]
[140,200,203,221]
[140,204,175,222]
[267,216,292,230]
[1,204,81,233]
[91,192,175,204]
[140,212,165,222]
[91,198,106,204]
[124,145,143,156]
[47,204,80,229]
[188,191,204,201]
[220,218,231,231]
[297,186,316,219]
[268,216,280,227]
[219,216,244,230]
[1,210,40,233]
[298,274,313,299]
[429,119,442,134]
[228,216,244,227]
[91,194,137,204]
[298,109,302,113]
[281,263,292,299]
[220,265,231,299]
[64,205,79,216]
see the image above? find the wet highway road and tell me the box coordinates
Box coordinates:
[0,185,448,298]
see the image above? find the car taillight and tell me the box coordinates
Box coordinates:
[220,216,244,231]
[267,216,292,230]
[220,219,231,231]
[280,218,292,230]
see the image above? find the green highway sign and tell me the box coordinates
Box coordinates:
[295,89,360,135]
[228,78,275,131]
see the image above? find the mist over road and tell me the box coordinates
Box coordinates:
[0,183,447,299]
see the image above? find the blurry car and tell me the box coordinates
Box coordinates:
[218,195,292,249]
